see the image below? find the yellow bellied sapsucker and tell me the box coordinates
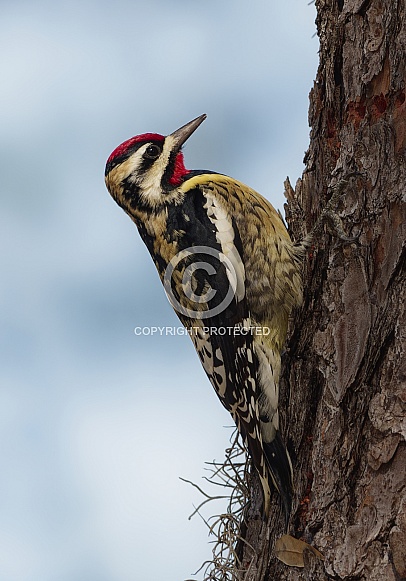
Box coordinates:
[105,115,304,521]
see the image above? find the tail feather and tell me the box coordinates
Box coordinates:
[262,431,294,526]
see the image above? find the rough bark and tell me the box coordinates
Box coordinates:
[239,1,406,580]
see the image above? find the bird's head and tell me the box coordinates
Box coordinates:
[105,114,206,213]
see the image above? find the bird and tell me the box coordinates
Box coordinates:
[104,114,304,522]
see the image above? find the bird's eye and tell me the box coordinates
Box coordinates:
[144,144,161,159]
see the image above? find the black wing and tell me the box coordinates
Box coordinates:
[164,184,272,512]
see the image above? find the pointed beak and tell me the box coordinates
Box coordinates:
[169,114,207,150]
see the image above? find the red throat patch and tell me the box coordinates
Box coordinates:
[169,152,190,186]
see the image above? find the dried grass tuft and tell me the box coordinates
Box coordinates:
[182,429,256,581]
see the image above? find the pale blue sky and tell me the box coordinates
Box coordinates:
[0,1,318,579]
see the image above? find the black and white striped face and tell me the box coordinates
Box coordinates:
[105,114,207,212]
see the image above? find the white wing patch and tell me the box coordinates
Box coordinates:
[203,190,246,302]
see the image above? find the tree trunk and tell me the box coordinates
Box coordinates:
[239,1,406,579]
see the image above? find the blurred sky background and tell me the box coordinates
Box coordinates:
[0,1,318,579]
